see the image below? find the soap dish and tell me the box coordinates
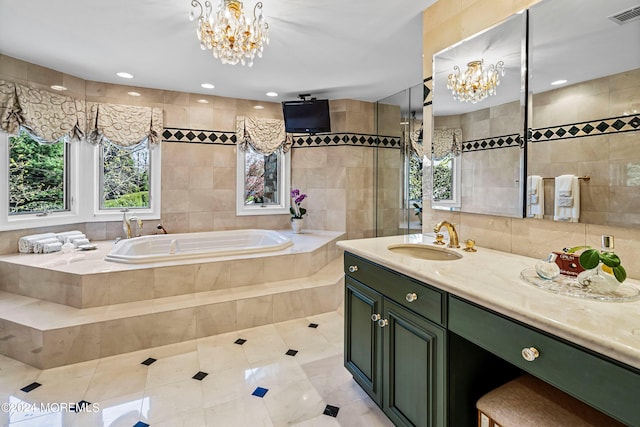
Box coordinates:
[520,268,640,302]
[78,244,98,251]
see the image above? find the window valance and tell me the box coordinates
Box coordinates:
[86,102,163,147]
[0,80,84,143]
[432,128,462,159]
[236,116,292,155]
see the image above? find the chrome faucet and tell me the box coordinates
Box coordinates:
[433,220,460,248]
[122,209,143,239]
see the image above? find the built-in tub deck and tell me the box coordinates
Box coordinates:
[0,230,345,369]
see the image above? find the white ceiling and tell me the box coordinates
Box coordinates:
[0,0,437,103]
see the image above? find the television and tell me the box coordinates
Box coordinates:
[282,99,331,134]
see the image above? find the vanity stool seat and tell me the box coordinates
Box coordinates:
[476,375,626,427]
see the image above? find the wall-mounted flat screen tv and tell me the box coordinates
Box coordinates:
[282,99,331,133]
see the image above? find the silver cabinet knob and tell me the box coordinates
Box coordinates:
[522,347,540,362]
[405,292,418,302]
[371,313,381,322]
[348,265,358,273]
[377,319,389,327]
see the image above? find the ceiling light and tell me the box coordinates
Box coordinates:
[116,72,134,79]
[127,91,141,97]
[266,91,278,97]
[197,99,209,103]
[201,83,215,89]
[447,59,504,103]
[189,0,269,67]
[50,85,67,91]
[253,105,264,109]
[551,79,568,86]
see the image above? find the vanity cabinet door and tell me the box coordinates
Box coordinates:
[382,299,446,427]
[344,276,383,405]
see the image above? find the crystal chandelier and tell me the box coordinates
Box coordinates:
[446,60,505,103]
[189,0,269,67]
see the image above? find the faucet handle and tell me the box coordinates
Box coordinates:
[433,233,446,245]
[463,239,477,252]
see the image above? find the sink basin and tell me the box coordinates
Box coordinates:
[387,244,463,261]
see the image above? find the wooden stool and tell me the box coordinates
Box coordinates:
[476,375,626,427]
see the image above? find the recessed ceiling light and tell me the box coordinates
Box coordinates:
[50,85,67,91]
[197,99,209,104]
[551,79,567,86]
[266,92,278,97]
[127,91,141,97]
[116,72,134,79]
[253,105,265,109]
[201,83,215,89]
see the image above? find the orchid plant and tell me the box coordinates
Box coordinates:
[290,188,307,219]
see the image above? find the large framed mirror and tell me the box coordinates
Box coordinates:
[527,0,640,227]
[431,11,527,217]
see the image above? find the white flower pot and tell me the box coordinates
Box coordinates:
[291,218,304,234]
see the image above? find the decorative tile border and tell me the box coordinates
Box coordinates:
[162,128,237,144]
[292,133,400,148]
[462,133,522,152]
[162,128,400,148]
[423,77,433,106]
[529,114,640,143]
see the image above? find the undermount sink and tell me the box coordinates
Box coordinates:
[387,244,463,261]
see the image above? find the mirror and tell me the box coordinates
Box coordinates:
[528,0,640,227]
[431,12,527,217]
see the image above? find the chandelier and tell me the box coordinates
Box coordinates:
[189,0,269,67]
[447,60,504,103]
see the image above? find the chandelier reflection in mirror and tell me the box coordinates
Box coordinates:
[447,59,505,103]
[189,0,269,67]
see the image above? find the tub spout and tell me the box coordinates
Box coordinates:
[169,239,179,254]
[157,224,169,234]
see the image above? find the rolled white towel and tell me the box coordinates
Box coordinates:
[72,238,91,248]
[34,237,61,254]
[43,242,63,253]
[68,234,87,245]
[55,230,83,243]
[18,233,56,253]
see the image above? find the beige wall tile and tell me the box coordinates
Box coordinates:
[194,262,231,291]
[43,324,101,368]
[151,308,196,347]
[153,265,195,298]
[236,295,273,329]
[100,314,154,357]
[195,301,237,337]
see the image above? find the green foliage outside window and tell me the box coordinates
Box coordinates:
[409,154,423,202]
[433,155,453,201]
[101,142,150,208]
[9,131,65,214]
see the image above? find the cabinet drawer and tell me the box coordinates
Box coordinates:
[344,252,445,326]
[449,296,640,426]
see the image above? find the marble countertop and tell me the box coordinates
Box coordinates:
[337,234,640,370]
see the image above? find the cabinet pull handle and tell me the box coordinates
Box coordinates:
[521,347,540,362]
[348,265,358,273]
[377,319,389,328]
[371,313,381,322]
[405,292,418,302]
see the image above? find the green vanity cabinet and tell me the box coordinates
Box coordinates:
[344,253,446,427]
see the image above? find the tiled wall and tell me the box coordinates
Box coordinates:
[435,100,523,217]
[528,69,640,226]
[0,54,391,251]
[422,0,640,280]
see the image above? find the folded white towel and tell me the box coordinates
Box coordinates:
[18,233,56,253]
[556,174,573,197]
[68,234,87,245]
[43,241,63,253]
[33,237,61,254]
[72,238,91,248]
[54,230,83,243]
[527,175,544,219]
[554,175,580,222]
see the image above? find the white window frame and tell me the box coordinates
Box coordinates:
[0,131,161,231]
[431,153,461,210]
[236,146,291,216]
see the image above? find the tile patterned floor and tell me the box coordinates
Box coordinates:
[0,311,393,427]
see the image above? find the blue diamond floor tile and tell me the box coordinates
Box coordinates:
[252,387,269,398]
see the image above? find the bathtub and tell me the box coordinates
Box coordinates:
[105,229,293,264]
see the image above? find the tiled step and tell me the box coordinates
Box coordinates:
[0,258,344,369]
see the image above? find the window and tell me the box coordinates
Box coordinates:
[8,130,69,215]
[100,141,151,209]
[431,152,461,208]
[236,145,290,215]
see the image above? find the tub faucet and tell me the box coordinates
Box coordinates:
[433,220,460,248]
[122,209,143,239]
[157,224,168,234]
